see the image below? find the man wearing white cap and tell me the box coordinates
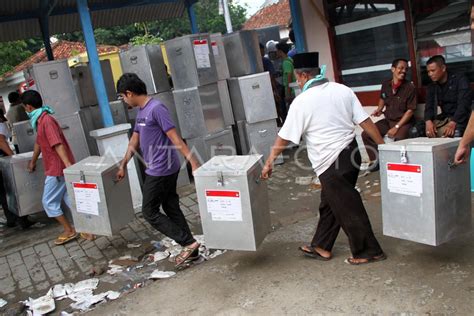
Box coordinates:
[262,52,386,265]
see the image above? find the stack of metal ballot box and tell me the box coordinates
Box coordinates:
[120,44,190,187]
[222,30,282,164]
[164,33,236,164]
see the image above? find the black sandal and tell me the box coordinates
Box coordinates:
[345,253,387,265]
[298,245,331,261]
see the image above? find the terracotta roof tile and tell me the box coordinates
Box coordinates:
[2,40,119,80]
[243,0,291,30]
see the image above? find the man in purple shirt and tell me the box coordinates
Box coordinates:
[116,73,200,267]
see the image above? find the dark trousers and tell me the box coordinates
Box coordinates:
[362,119,412,161]
[0,171,21,225]
[142,171,195,247]
[311,139,383,259]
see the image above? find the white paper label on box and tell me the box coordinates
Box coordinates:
[211,41,219,56]
[386,163,422,197]
[193,39,211,68]
[73,182,101,216]
[205,190,242,221]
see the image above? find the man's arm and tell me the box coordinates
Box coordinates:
[424,85,436,122]
[28,143,41,172]
[360,118,384,145]
[54,144,72,167]
[166,128,200,172]
[454,111,474,164]
[0,135,13,156]
[372,98,385,117]
[117,132,140,180]
[262,136,290,179]
[453,76,472,126]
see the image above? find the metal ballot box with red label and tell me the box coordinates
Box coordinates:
[64,156,134,236]
[379,138,471,246]
[194,155,270,251]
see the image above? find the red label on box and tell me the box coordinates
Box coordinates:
[387,163,421,173]
[206,190,240,198]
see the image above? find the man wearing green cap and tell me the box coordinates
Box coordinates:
[261,52,386,265]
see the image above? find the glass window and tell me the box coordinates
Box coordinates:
[327,1,404,26]
[413,0,474,84]
[327,0,410,90]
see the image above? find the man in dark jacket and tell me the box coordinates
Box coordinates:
[424,55,472,138]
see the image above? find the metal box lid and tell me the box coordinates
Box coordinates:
[379,137,460,152]
[194,155,263,177]
[64,156,120,176]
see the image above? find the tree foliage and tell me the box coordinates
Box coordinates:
[55,0,247,45]
[0,41,33,76]
[0,0,248,75]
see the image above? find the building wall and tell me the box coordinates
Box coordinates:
[298,0,335,81]
[69,51,123,84]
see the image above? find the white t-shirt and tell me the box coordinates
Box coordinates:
[278,82,369,176]
[0,122,11,139]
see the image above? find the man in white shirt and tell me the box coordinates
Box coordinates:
[262,52,386,265]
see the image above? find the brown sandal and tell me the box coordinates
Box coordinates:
[345,253,387,265]
[175,243,200,267]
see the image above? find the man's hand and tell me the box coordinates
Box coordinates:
[371,109,383,117]
[116,167,125,181]
[454,143,470,165]
[425,120,436,138]
[386,126,398,139]
[261,163,273,180]
[191,161,201,174]
[443,121,456,138]
[27,160,36,173]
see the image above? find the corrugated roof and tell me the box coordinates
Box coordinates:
[1,40,119,80]
[0,0,194,42]
[243,0,290,30]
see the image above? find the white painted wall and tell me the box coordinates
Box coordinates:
[298,0,335,82]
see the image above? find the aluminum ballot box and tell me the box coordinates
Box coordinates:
[64,156,134,236]
[194,155,270,251]
[379,138,471,246]
[0,152,46,216]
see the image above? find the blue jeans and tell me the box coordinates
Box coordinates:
[42,176,71,218]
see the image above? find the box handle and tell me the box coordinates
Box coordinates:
[252,83,260,89]
[130,56,138,64]
[49,70,58,80]
[60,125,70,130]
[217,171,224,186]
[448,159,457,170]
[27,128,34,136]
[175,47,182,55]
[258,129,268,137]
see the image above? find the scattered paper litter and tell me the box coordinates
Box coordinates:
[295,176,312,185]
[0,298,7,308]
[52,284,71,299]
[68,290,93,302]
[149,270,176,279]
[209,250,226,259]
[127,243,141,248]
[70,292,108,312]
[105,291,120,300]
[152,251,170,262]
[73,278,99,292]
[26,289,55,315]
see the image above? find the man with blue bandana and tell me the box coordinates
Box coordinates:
[22,90,80,245]
[261,52,386,265]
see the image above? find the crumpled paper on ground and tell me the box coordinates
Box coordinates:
[25,289,55,315]
[149,270,176,279]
